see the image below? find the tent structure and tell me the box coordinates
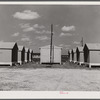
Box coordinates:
[83,43,100,68]
[0,42,18,66]
[69,50,72,62]
[72,48,77,63]
[25,48,29,63]
[76,46,84,65]
[40,45,62,64]
[18,46,25,64]
[29,49,32,62]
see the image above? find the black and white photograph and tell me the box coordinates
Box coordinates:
[0,1,100,99]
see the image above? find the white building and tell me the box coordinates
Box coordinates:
[29,49,32,62]
[25,48,29,63]
[69,50,72,62]
[76,46,84,65]
[72,48,77,63]
[40,45,62,64]
[18,46,25,64]
[0,42,18,66]
[83,43,100,68]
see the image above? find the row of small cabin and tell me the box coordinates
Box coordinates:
[68,43,100,68]
[0,42,33,66]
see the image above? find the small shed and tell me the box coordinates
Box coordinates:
[40,45,62,64]
[83,43,100,68]
[61,55,68,62]
[25,48,29,63]
[76,46,84,65]
[69,50,72,62]
[72,48,77,63]
[18,46,25,64]
[33,53,40,63]
[0,42,18,66]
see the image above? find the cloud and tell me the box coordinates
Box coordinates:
[33,24,45,29]
[61,25,75,31]
[35,36,50,41]
[21,37,30,42]
[19,23,30,28]
[59,44,71,48]
[59,33,72,37]
[73,41,80,45]
[23,27,35,32]
[20,23,45,32]
[35,30,50,34]
[21,34,31,42]
[12,32,20,37]
[13,10,40,20]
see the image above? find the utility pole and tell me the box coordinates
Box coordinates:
[81,37,83,47]
[50,24,53,64]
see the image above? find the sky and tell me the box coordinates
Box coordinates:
[0,5,100,54]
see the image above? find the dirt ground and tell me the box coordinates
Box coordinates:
[0,62,100,91]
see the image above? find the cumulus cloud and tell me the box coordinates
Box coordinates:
[23,27,35,32]
[19,23,30,28]
[73,41,80,45]
[35,36,50,41]
[35,30,50,34]
[33,24,45,29]
[61,25,75,31]
[21,37,30,41]
[19,23,45,32]
[59,44,71,48]
[21,34,31,42]
[12,32,20,37]
[59,33,72,37]
[13,10,40,20]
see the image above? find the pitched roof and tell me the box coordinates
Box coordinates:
[25,48,29,52]
[77,46,83,52]
[0,42,16,49]
[40,45,62,49]
[18,46,24,51]
[29,49,32,53]
[85,43,100,50]
[72,48,76,53]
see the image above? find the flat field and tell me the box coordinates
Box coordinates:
[0,63,100,91]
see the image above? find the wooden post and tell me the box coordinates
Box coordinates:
[50,24,53,64]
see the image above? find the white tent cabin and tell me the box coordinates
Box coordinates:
[25,48,29,63]
[40,45,62,64]
[72,48,77,63]
[83,43,100,68]
[29,49,32,62]
[69,50,72,62]
[18,46,25,64]
[76,46,84,65]
[0,42,18,66]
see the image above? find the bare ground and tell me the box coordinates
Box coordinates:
[0,62,100,91]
